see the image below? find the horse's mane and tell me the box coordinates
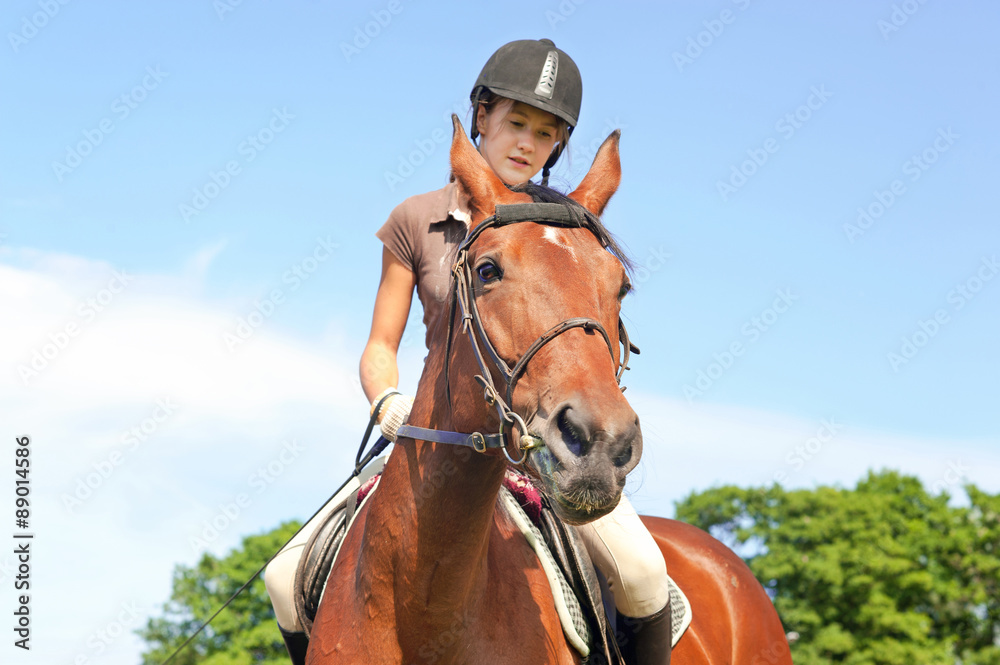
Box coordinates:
[509,181,635,276]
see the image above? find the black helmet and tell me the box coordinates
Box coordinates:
[470,39,582,181]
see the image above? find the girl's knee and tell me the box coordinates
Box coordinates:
[264,546,304,629]
[602,522,670,617]
[617,556,670,617]
[617,534,667,592]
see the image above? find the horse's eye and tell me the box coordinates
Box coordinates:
[476,261,501,283]
[619,280,632,299]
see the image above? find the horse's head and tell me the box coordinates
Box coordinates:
[448,116,641,525]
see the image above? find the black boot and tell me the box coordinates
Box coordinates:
[617,603,672,665]
[278,625,309,665]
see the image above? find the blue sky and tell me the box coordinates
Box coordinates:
[3,1,999,663]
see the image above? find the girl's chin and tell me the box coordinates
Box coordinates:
[498,169,533,186]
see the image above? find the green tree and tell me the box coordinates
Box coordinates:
[138,520,301,665]
[675,470,1000,665]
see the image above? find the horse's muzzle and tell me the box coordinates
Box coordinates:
[529,398,642,524]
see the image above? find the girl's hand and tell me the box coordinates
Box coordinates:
[371,388,413,442]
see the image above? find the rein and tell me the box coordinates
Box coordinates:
[397,201,639,465]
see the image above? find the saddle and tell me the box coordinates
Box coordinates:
[292,459,385,636]
[292,466,690,663]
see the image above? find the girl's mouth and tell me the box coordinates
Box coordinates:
[508,156,529,168]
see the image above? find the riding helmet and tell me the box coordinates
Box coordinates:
[470,39,582,178]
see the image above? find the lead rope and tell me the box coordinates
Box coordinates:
[157,392,397,665]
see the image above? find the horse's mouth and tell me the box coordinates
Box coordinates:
[525,446,625,525]
[549,487,621,525]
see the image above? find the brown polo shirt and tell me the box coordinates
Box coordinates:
[376,180,472,349]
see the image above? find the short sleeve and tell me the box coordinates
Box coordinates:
[375,202,418,271]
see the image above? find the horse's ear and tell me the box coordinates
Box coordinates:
[449,114,523,225]
[568,130,621,216]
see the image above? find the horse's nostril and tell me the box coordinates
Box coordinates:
[612,441,633,468]
[557,407,589,457]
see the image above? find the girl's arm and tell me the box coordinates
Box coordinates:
[360,246,416,404]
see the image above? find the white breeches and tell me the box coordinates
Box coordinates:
[264,487,669,631]
[575,495,671,618]
[263,475,364,632]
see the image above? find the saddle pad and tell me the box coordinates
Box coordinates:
[666,575,692,648]
[503,470,693,653]
[293,460,385,636]
[499,486,592,657]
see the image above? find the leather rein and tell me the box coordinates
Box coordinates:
[396,201,639,465]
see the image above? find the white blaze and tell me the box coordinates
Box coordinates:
[542,226,577,261]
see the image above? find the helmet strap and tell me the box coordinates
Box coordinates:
[540,142,564,187]
[470,91,484,142]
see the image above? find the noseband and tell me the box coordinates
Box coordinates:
[395,202,639,465]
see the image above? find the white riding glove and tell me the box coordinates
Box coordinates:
[370,387,413,442]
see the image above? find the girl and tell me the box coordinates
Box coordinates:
[269,39,672,665]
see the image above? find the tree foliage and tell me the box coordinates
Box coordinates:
[675,470,1000,665]
[137,521,301,665]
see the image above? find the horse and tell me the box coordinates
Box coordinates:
[307,116,793,665]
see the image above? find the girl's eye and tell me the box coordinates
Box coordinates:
[477,262,501,283]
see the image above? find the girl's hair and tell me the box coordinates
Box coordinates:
[474,89,572,159]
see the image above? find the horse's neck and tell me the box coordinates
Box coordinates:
[363,340,506,618]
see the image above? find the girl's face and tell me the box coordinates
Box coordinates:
[476,100,560,186]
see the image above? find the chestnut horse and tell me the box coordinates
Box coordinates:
[308,118,792,665]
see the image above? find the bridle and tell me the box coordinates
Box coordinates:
[396,201,639,465]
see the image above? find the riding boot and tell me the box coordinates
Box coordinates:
[617,603,672,665]
[278,625,309,665]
